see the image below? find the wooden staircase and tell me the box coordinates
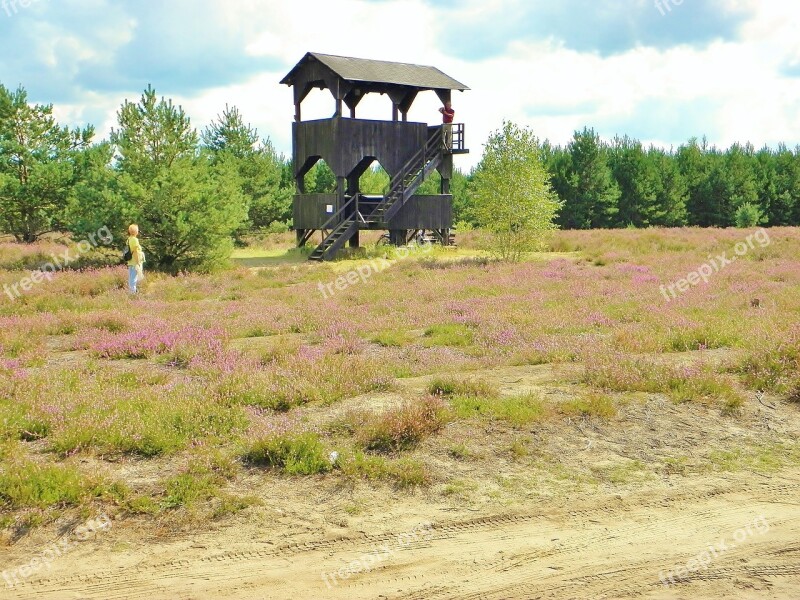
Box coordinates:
[307,194,362,261]
[370,128,445,223]
[308,128,445,261]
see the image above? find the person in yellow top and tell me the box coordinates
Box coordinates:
[127,224,145,294]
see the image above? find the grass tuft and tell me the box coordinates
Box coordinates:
[423,323,474,347]
[338,451,430,488]
[356,397,451,453]
[0,461,103,510]
[243,432,331,475]
[451,392,548,427]
[560,393,617,419]
[371,329,416,347]
[428,377,495,398]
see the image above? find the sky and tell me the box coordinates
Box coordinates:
[1,0,799,170]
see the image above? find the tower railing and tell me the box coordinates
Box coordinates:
[450,123,465,152]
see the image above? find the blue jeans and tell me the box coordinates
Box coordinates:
[128,266,138,294]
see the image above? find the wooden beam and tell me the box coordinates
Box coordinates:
[399,90,418,120]
[336,177,346,212]
[294,82,313,106]
[388,87,410,123]
[435,89,452,105]
[344,89,364,118]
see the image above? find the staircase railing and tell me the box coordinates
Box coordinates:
[317,193,359,233]
[307,124,455,260]
[451,123,465,152]
[306,194,360,256]
[374,129,444,222]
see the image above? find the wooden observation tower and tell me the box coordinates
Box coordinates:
[280,52,469,260]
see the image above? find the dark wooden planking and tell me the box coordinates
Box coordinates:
[389,195,453,230]
[283,53,468,253]
[293,118,428,179]
[294,194,452,231]
[293,193,338,230]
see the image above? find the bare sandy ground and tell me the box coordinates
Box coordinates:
[4,468,799,600]
[3,361,800,599]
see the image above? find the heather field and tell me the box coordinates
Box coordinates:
[1,228,800,599]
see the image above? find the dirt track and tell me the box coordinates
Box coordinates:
[4,361,800,599]
[5,466,799,600]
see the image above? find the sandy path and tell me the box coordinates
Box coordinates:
[6,468,799,600]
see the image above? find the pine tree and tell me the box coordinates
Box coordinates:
[561,128,620,229]
[609,136,660,227]
[0,84,93,242]
[202,106,291,229]
[677,138,713,226]
[108,87,247,272]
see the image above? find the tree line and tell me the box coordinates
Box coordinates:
[2,83,799,271]
[0,84,293,271]
[541,128,800,230]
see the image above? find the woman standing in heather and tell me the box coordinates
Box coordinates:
[127,224,145,294]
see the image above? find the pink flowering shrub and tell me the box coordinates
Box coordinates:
[89,326,226,363]
[584,353,744,411]
[0,225,799,520]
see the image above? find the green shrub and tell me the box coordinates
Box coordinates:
[243,432,331,475]
[357,397,450,453]
[734,203,763,228]
[560,393,616,419]
[266,220,291,234]
[427,377,495,398]
[0,461,101,509]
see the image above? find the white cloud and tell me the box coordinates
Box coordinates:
[8,0,800,170]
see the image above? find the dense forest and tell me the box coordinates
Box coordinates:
[306,126,800,230]
[543,128,800,230]
[3,83,800,263]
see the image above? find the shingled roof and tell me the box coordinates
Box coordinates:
[281,52,469,91]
